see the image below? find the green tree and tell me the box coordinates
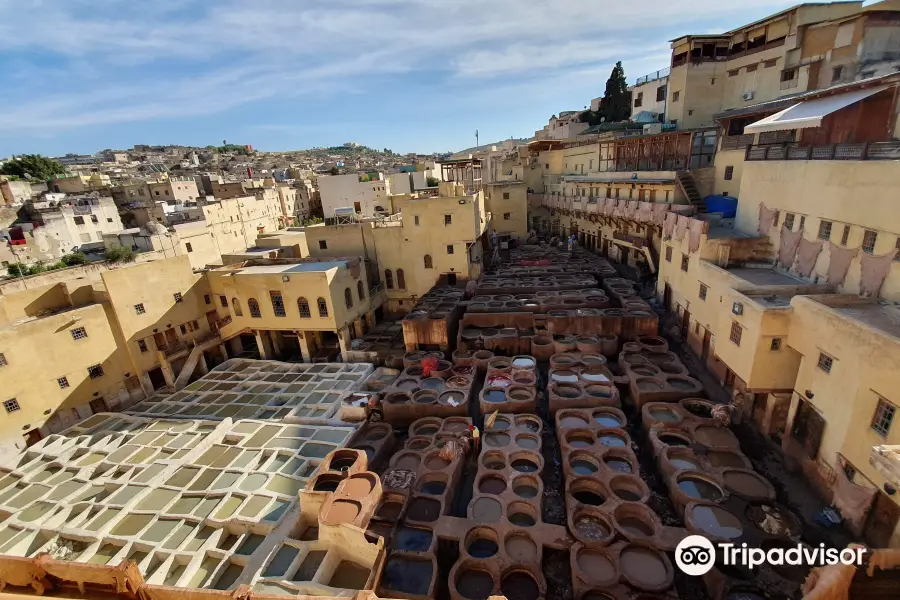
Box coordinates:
[329,166,340,175]
[61,252,89,266]
[0,154,66,181]
[599,61,631,123]
[6,263,26,278]
[426,176,440,187]
[104,246,136,263]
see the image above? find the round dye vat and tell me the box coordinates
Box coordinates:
[425,455,450,470]
[516,418,540,433]
[577,550,616,585]
[620,546,669,588]
[395,454,421,470]
[604,457,633,473]
[467,538,498,558]
[658,433,690,447]
[598,433,626,447]
[490,418,511,431]
[479,476,507,495]
[501,572,539,600]
[572,491,605,506]
[571,460,597,476]
[407,497,441,522]
[483,389,507,403]
[677,476,724,501]
[614,487,642,502]
[483,457,505,471]
[505,534,537,562]
[515,435,539,450]
[420,480,446,495]
[472,497,502,523]
[455,570,494,600]
[550,371,579,383]
[512,357,535,368]
[617,517,654,537]
[416,425,439,436]
[724,471,772,499]
[649,408,681,423]
[574,515,611,541]
[566,434,593,449]
[593,412,623,427]
[669,456,702,470]
[484,433,510,447]
[443,421,468,433]
[511,458,539,473]
[690,505,743,539]
[668,378,697,391]
[707,450,747,468]
[560,415,589,429]
[512,480,538,499]
[683,400,713,418]
[508,511,535,527]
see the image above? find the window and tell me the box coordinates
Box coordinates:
[672,91,680,102]
[248,298,261,318]
[665,246,672,262]
[155,191,160,196]
[88,364,104,379]
[799,215,805,230]
[3,399,20,413]
[721,166,734,181]
[746,64,758,72]
[764,59,777,68]
[107,217,114,223]
[270,291,286,317]
[773,211,780,227]
[444,215,452,225]
[424,254,433,269]
[134,303,145,315]
[863,230,878,254]
[770,338,782,351]
[832,66,844,83]
[781,69,797,82]
[219,295,228,308]
[709,78,715,85]
[681,254,689,272]
[71,327,87,341]
[74,216,85,225]
[730,322,742,346]
[447,244,455,255]
[0,353,6,367]
[503,212,511,220]
[397,269,406,289]
[91,215,99,224]
[841,225,850,246]
[414,215,420,226]
[728,69,739,77]
[872,398,896,437]
[138,339,148,353]
[688,110,694,116]
[180,324,187,335]
[817,221,832,241]
[186,242,193,253]
[319,240,327,250]
[344,287,353,309]
[503,192,510,200]
[232,298,243,317]
[57,377,69,389]
[656,86,666,101]
[699,283,708,301]
[357,280,365,301]
[783,213,795,230]
[298,297,311,318]
[173,292,183,303]
[385,270,394,289]
[317,297,328,317]
[817,353,833,373]
[79,232,91,243]
[634,92,643,108]
[204,294,211,305]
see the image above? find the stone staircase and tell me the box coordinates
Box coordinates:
[676,171,704,212]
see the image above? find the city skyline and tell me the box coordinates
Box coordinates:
[0,0,799,156]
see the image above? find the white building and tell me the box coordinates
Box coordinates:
[22,194,124,252]
[318,173,389,218]
[630,68,669,122]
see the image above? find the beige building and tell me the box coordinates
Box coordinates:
[0,180,33,207]
[656,74,900,547]
[49,173,111,194]
[630,69,669,121]
[318,173,390,218]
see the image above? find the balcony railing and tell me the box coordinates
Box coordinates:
[636,68,670,85]
[163,342,188,358]
[779,78,798,91]
[721,135,754,151]
[613,231,650,249]
[746,142,900,162]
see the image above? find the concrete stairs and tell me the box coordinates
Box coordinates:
[173,344,205,391]
[676,171,705,212]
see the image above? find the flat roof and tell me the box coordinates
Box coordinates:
[727,266,805,286]
[812,298,900,340]
[236,261,348,274]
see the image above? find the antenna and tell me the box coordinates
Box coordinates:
[475,129,479,149]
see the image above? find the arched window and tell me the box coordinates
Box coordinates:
[397,269,406,290]
[424,254,433,269]
[344,287,353,309]
[357,280,365,301]
[298,297,311,318]
[317,297,328,317]
[385,269,394,289]
[232,298,243,317]
[248,298,261,318]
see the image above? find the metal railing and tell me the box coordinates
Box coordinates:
[721,135,754,151]
[746,141,900,162]
[163,342,188,358]
[636,68,670,85]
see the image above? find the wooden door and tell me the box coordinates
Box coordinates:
[681,308,691,339]
[89,398,108,414]
[153,332,166,350]
[649,190,657,202]
[206,310,218,331]
[864,492,900,548]
[663,283,673,313]
[701,328,711,362]
[165,328,178,344]
[638,189,646,201]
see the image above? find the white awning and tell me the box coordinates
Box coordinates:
[744,85,889,134]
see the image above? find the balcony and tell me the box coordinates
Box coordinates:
[636,68,670,85]
[746,142,900,162]
[721,135,754,151]
[613,231,650,249]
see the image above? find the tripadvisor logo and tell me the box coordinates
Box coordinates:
[675,535,866,576]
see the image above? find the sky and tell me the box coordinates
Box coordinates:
[0,0,809,156]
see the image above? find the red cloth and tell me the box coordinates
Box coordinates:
[421,356,439,377]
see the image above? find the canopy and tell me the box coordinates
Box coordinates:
[743,85,888,134]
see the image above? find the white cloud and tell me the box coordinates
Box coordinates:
[0,0,797,137]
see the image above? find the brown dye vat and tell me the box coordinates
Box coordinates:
[324,500,361,523]
[465,528,499,558]
[576,548,617,586]
[341,476,374,497]
[572,510,614,544]
[550,370,579,383]
[419,477,448,495]
[609,475,648,502]
[619,544,672,592]
[694,425,740,448]
[482,452,506,470]
[404,365,424,377]
[455,569,496,600]
[478,475,507,495]
[446,376,472,389]
[424,452,451,470]
[505,533,538,562]
[613,504,659,539]
[707,450,749,469]
[630,365,661,377]
[687,503,744,539]
[407,496,442,522]
[559,413,590,429]
[485,432,511,447]
[565,430,594,449]
[414,390,439,405]
[386,391,412,405]
[407,437,431,451]
[676,473,725,501]
[512,476,539,499]
[507,502,537,526]
[722,469,774,501]
[395,379,419,391]
[657,431,691,447]
[394,452,422,470]
[511,370,537,386]
[501,571,540,600]
[472,497,502,523]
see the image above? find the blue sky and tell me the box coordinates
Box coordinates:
[0,0,805,156]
